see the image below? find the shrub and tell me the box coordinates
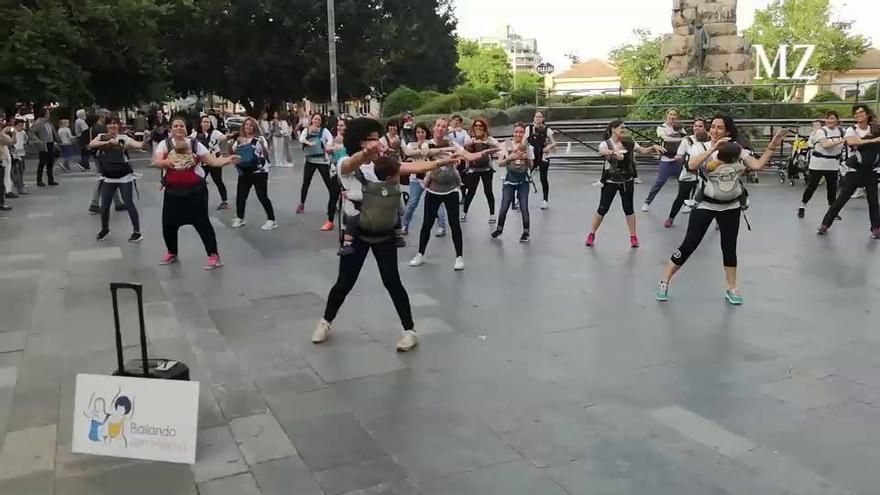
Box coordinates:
[382,86,423,117]
[485,98,506,109]
[810,90,843,103]
[419,90,442,102]
[862,82,879,102]
[472,85,500,105]
[509,87,536,106]
[627,77,751,120]
[505,105,538,124]
[454,87,483,110]
[462,108,509,128]
[416,94,462,115]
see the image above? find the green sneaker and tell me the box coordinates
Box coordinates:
[655,281,669,302]
[725,289,743,305]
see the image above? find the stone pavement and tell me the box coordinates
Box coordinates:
[1,152,879,495]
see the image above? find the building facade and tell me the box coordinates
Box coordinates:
[479,25,542,73]
[545,59,625,97]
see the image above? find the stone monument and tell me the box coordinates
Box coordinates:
[662,0,752,84]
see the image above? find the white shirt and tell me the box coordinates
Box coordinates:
[58,127,74,145]
[523,126,555,143]
[13,131,27,158]
[190,129,225,155]
[677,137,703,181]
[74,118,89,138]
[446,128,469,147]
[808,126,845,171]
[657,123,683,162]
[695,146,752,211]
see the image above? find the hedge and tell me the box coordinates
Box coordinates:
[453,87,483,110]
[810,91,843,103]
[416,94,462,115]
[382,86,423,117]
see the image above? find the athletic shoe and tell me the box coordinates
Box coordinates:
[817,225,829,236]
[435,228,447,237]
[37,181,45,187]
[519,231,530,243]
[0,205,11,211]
[96,229,110,242]
[296,204,305,214]
[460,212,467,222]
[835,214,842,220]
[541,200,549,210]
[664,218,673,228]
[640,204,650,212]
[725,289,743,305]
[158,252,178,265]
[48,181,59,186]
[261,220,278,230]
[872,228,880,240]
[231,218,246,228]
[634,178,643,184]
[512,201,519,210]
[204,254,224,270]
[128,232,143,243]
[88,204,100,214]
[797,207,805,219]
[681,205,692,214]
[5,192,18,199]
[585,233,595,247]
[630,235,639,248]
[395,235,406,248]
[60,162,71,172]
[655,281,669,302]
[217,201,229,210]
[320,221,334,231]
[115,204,127,211]
[401,225,409,236]
[312,318,331,344]
[409,253,425,266]
[396,330,419,352]
[491,228,503,239]
[852,189,866,199]
[453,257,465,271]
[488,215,497,224]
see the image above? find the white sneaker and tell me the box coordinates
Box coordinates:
[640,204,650,212]
[853,189,866,199]
[261,220,278,230]
[435,228,447,237]
[396,330,419,352]
[684,199,696,207]
[231,218,246,228]
[453,257,465,271]
[488,215,497,224]
[634,178,643,184]
[409,253,425,267]
[311,318,331,343]
[681,205,692,214]
[541,200,549,210]
[460,212,467,222]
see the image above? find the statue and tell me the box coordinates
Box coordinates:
[690,19,710,75]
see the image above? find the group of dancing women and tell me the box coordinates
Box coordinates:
[87,104,880,352]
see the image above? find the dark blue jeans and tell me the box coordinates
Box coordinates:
[645,159,681,205]
[497,182,530,231]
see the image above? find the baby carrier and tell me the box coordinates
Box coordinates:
[303,129,326,159]
[601,138,636,185]
[96,138,132,179]
[352,170,401,244]
[161,137,204,190]
[235,137,265,171]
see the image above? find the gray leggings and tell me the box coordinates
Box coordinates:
[101,181,140,233]
[645,159,681,205]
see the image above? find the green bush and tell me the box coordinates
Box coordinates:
[461,108,509,128]
[472,85,500,105]
[810,90,843,103]
[505,105,538,124]
[454,87,483,110]
[485,98,507,109]
[419,90,442,102]
[382,86,423,117]
[627,77,751,120]
[509,87,535,106]
[416,94,462,115]
[863,82,879,102]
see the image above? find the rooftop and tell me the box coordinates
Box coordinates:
[555,59,619,79]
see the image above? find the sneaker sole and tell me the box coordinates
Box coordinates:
[129,236,143,243]
[725,295,742,305]
[656,295,668,302]
[396,342,418,352]
[204,262,224,270]
[158,259,178,265]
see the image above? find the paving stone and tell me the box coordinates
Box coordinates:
[338,478,420,495]
[0,424,57,481]
[314,456,407,495]
[0,268,43,280]
[67,247,123,263]
[211,378,267,419]
[56,461,197,495]
[229,412,297,465]
[284,412,387,472]
[300,340,406,383]
[0,470,54,495]
[198,472,261,495]
[0,331,27,354]
[251,456,323,495]
[190,426,249,483]
[420,460,568,495]
[0,366,18,388]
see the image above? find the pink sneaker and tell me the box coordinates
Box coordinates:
[664,218,673,228]
[296,204,305,214]
[585,233,595,247]
[158,252,178,265]
[204,254,224,270]
[630,235,640,248]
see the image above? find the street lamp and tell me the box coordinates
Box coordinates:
[535,63,555,105]
[327,0,339,114]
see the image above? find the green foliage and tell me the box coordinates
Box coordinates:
[810,91,843,103]
[485,98,507,109]
[509,87,536,106]
[456,39,512,92]
[453,87,482,109]
[608,29,664,89]
[627,77,751,120]
[864,83,880,102]
[470,85,500,104]
[416,94,461,114]
[382,86,424,117]
[505,105,538,124]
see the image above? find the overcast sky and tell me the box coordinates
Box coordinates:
[452,0,877,72]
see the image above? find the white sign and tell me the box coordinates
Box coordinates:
[72,374,200,464]
[753,44,817,81]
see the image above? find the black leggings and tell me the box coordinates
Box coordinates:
[323,236,414,330]
[100,181,140,232]
[236,171,275,220]
[162,187,218,256]
[463,170,495,215]
[497,182,530,231]
[301,161,337,221]
[671,207,741,267]
[534,160,550,201]
[206,166,228,202]
[821,170,880,229]
[669,180,697,220]
[37,143,55,183]
[597,182,635,216]
[802,169,838,206]
[419,192,462,256]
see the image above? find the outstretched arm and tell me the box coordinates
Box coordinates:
[743,131,788,171]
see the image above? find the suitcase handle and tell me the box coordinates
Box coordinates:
[111,283,150,377]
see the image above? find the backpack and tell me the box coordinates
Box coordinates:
[696,158,747,205]
[235,137,264,170]
[161,137,204,190]
[602,138,635,184]
[96,137,133,179]
[355,170,402,244]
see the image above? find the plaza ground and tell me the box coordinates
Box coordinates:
[0,154,879,494]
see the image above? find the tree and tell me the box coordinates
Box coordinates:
[456,39,511,92]
[744,0,870,99]
[608,29,664,89]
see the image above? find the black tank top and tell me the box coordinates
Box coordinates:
[527,125,549,163]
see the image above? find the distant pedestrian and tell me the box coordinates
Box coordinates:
[57,119,77,171]
[75,109,91,169]
[31,109,59,187]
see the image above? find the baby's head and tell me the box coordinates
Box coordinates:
[716,142,742,164]
[373,154,401,181]
[173,138,192,155]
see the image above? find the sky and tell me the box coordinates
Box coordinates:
[452,0,878,73]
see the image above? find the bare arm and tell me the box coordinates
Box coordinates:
[819,136,845,148]
[399,158,458,176]
[845,135,880,147]
[544,131,558,154]
[636,144,665,155]
[689,141,724,171]
[201,152,237,168]
[743,131,788,171]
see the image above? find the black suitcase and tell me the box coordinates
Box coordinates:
[110,282,190,381]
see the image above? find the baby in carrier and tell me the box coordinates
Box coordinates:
[338,154,404,256]
[168,138,196,169]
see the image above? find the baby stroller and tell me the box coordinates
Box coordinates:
[785,134,811,186]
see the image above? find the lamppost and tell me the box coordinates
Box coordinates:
[536,62,555,106]
[327,0,339,114]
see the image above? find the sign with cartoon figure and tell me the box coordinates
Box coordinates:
[72,374,199,464]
